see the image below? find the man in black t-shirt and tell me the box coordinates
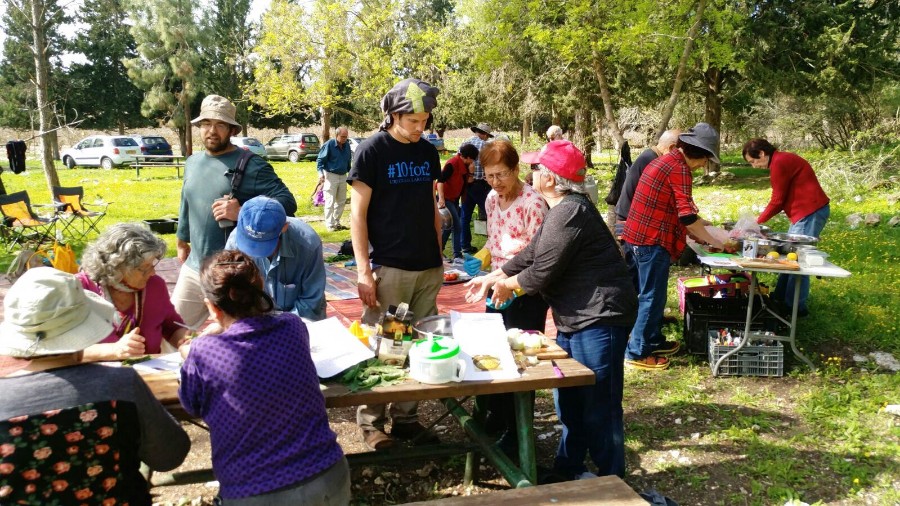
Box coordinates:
[348,78,444,451]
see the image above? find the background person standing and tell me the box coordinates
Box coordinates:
[460,122,494,253]
[316,126,353,231]
[437,143,478,261]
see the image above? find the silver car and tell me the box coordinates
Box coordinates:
[264,133,321,162]
[231,137,267,159]
[60,135,141,169]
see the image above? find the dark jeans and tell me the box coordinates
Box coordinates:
[553,322,629,478]
[623,243,670,360]
[440,199,463,258]
[462,179,490,249]
[482,293,549,433]
[773,203,830,312]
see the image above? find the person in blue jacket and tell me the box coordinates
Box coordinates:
[226,196,327,321]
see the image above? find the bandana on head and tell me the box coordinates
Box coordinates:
[379,78,439,131]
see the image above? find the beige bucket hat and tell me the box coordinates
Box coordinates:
[191,94,240,127]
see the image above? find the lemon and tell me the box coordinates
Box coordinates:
[786,252,798,261]
[766,251,780,259]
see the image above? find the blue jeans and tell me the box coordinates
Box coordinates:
[623,243,671,359]
[440,199,463,258]
[553,323,629,478]
[461,180,490,249]
[775,203,830,312]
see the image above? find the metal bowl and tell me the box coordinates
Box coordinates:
[767,232,819,253]
[412,315,453,340]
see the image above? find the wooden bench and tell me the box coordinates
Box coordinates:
[131,155,185,178]
[403,475,647,505]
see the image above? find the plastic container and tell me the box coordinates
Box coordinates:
[683,292,787,355]
[708,330,783,377]
[409,336,466,384]
[676,273,750,314]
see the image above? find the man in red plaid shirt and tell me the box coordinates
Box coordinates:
[622,123,726,370]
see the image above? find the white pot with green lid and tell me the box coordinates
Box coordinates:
[408,336,466,384]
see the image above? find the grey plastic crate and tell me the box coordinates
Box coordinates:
[708,330,784,377]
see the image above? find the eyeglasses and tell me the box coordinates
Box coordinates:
[135,258,160,276]
[199,121,232,131]
[485,170,515,182]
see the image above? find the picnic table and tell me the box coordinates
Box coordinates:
[143,356,594,489]
[131,154,186,178]
[689,242,851,374]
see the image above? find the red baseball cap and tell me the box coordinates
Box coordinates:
[520,140,587,183]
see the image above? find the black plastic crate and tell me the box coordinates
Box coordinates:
[708,330,784,377]
[683,292,787,355]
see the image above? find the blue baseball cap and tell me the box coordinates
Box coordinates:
[234,196,286,258]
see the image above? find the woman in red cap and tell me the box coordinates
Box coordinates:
[466,140,637,481]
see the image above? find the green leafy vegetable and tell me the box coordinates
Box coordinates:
[340,359,407,392]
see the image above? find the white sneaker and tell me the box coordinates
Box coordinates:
[576,471,598,480]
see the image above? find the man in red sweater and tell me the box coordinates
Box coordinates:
[743,138,830,316]
[437,144,479,261]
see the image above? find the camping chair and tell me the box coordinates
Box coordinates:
[0,191,58,251]
[52,186,109,242]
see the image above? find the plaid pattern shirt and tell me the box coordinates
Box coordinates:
[463,135,487,179]
[622,150,699,260]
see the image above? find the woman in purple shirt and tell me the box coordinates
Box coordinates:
[79,223,190,361]
[179,250,349,504]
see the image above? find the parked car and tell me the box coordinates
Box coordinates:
[130,135,174,160]
[231,136,267,158]
[348,137,366,154]
[264,133,321,162]
[60,135,141,169]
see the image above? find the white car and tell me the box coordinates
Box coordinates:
[348,137,366,154]
[231,137,267,159]
[61,135,141,169]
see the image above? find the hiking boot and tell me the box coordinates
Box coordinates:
[625,356,670,370]
[390,422,440,444]
[361,428,394,451]
[651,341,681,356]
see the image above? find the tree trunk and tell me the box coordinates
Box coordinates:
[321,106,332,142]
[521,115,532,143]
[590,51,625,149]
[183,98,193,156]
[704,66,724,175]
[655,0,708,142]
[31,0,61,194]
[574,107,594,167]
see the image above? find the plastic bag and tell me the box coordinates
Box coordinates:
[312,189,325,207]
[729,210,763,239]
[50,242,78,273]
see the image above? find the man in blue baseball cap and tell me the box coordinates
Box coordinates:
[225,196,327,321]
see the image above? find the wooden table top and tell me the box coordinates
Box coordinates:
[403,475,646,505]
[142,357,594,411]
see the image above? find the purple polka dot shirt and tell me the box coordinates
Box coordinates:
[179,312,343,499]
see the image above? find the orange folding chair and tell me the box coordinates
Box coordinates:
[0,190,58,251]
[52,186,109,242]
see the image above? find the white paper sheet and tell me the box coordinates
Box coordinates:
[132,352,183,373]
[450,311,520,380]
[307,317,375,378]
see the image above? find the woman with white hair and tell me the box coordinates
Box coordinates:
[546,125,564,142]
[466,140,636,481]
[79,223,190,361]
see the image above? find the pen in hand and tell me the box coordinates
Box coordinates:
[551,360,565,378]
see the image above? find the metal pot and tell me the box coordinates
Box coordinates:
[767,233,819,254]
[412,315,453,340]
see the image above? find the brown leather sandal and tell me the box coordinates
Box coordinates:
[362,428,394,451]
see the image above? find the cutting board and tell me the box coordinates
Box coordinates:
[734,258,801,271]
[536,340,569,360]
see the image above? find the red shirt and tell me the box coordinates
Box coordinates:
[757,151,829,224]
[622,150,699,260]
[439,154,468,201]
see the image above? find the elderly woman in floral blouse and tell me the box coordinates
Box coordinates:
[475,139,549,450]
